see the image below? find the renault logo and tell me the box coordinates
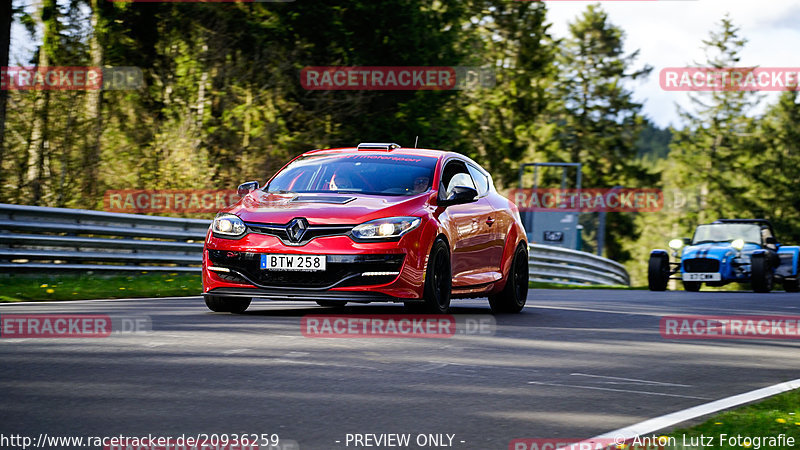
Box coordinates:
[286,218,308,243]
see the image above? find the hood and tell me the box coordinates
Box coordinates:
[682,242,760,261]
[223,190,432,225]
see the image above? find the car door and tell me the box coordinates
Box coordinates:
[440,159,498,287]
[467,163,504,277]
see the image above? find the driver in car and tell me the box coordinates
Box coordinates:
[411,176,430,193]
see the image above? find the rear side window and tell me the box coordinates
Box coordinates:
[467,164,489,196]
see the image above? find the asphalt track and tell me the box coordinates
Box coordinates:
[2,289,800,450]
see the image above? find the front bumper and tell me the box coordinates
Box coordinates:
[203,228,430,300]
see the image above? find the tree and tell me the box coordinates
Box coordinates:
[555,4,656,260]
[456,0,557,187]
[666,15,762,228]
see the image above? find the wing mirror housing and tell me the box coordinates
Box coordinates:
[438,186,478,207]
[237,181,260,197]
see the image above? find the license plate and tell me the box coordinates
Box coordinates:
[683,272,721,281]
[260,254,326,271]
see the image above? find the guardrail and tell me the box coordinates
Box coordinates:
[529,243,630,286]
[0,203,208,272]
[0,203,630,286]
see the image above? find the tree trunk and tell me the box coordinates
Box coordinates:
[82,0,104,208]
[0,0,13,189]
[26,0,58,205]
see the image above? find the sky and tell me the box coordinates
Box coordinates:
[9,0,800,129]
[545,0,800,128]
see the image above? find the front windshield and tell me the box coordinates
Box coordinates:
[267,153,437,196]
[692,223,762,245]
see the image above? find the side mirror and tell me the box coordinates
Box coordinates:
[237,181,260,197]
[438,186,478,207]
[683,238,691,245]
[766,237,778,245]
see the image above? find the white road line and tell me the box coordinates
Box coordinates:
[223,348,250,355]
[0,296,199,306]
[526,304,664,317]
[570,373,692,387]
[527,381,710,400]
[585,378,800,444]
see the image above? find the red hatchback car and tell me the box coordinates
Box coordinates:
[202,143,529,314]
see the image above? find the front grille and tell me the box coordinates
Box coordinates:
[684,258,720,273]
[207,250,404,289]
[246,222,353,246]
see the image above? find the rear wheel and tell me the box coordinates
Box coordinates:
[205,295,251,313]
[784,278,800,293]
[647,253,670,291]
[421,239,452,314]
[683,281,701,292]
[489,245,529,314]
[751,254,774,293]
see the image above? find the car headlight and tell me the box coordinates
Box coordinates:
[668,238,684,250]
[351,217,421,240]
[212,213,246,237]
[731,239,745,251]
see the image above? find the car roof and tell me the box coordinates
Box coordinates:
[299,147,487,172]
[303,147,450,159]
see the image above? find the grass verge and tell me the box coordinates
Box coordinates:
[659,388,800,449]
[0,272,202,302]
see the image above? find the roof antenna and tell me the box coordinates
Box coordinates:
[414,136,419,148]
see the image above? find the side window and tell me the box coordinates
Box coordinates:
[467,164,489,196]
[440,160,475,196]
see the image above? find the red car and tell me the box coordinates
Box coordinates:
[202,143,529,314]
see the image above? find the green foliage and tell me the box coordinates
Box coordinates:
[1,3,798,278]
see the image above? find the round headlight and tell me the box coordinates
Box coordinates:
[731,239,745,251]
[668,238,683,250]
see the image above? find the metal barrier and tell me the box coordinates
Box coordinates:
[0,203,630,286]
[0,203,208,272]
[529,244,630,286]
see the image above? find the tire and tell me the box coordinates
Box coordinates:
[683,281,701,292]
[751,254,774,293]
[489,245,529,314]
[205,295,251,313]
[784,278,800,293]
[648,253,670,291]
[421,238,452,314]
[316,301,346,308]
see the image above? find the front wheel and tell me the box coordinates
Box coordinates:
[683,281,701,292]
[205,295,251,313]
[648,252,670,291]
[488,245,529,314]
[784,278,800,293]
[751,254,774,293]
[421,238,452,314]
